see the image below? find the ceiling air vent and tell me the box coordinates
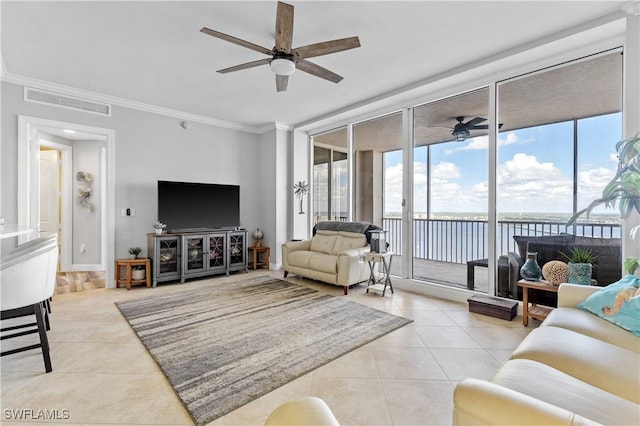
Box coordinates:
[24,88,111,117]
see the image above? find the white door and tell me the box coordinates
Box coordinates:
[39,149,59,234]
[39,149,60,269]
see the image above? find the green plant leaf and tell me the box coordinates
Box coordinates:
[624,257,640,275]
[560,247,598,264]
[567,133,640,225]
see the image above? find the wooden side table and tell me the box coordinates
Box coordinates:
[517,279,559,326]
[115,258,151,290]
[248,246,270,270]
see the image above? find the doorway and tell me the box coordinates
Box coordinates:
[18,116,115,287]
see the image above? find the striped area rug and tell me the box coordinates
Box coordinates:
[116,275,412,425]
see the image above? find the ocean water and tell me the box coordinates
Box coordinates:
[383,214,621,263]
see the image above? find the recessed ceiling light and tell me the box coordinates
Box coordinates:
[63,129,76,134]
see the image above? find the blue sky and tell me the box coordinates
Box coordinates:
[384,112,622,216]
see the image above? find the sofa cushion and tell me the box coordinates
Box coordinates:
[543,307,640,354]
[332,231,367,254]
[491,359,640,426]
[287,251,315,269]
[511,326,640,403]
[513,234,574,261]
[577,274,640,336]
[310,231,338,255]
[309,253,338,275]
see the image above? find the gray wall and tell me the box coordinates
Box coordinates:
[1,81,262,265]
[72,140,102,265]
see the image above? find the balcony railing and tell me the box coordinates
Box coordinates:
[383,217,621,264]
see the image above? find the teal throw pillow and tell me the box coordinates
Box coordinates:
[577,274,640,336]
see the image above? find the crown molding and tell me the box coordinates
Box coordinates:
[623,1,640,16]
[0,54,7,80]
[254,121,293,134]
[0,71,285,134]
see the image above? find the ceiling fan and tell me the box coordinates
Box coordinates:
[200,1,361,92]
[451,116,502,141]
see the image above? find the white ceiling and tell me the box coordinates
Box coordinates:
[0,1,629,132]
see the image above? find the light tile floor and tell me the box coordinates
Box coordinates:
[1,270,536,426]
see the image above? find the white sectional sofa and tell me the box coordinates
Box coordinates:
[282,229,371,295]
[453,280,640,425]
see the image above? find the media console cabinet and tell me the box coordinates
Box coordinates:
[147,230,248,287]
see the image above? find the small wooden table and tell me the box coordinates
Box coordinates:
[248,246,270,270]
[517,279,558,326]
[115,258,151,290]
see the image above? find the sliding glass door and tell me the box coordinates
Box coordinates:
[353,112,403,274]
[411,89,490,290]
[308,50,623,296]
[496,52,623,298]
[313,128,349,223]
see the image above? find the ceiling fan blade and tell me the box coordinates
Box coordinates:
[469,123,504,130]
[464,117,487,127]
[200,27,272,55]
[296,59,343,83]
[276,74,289,92]
[217,58,271,74]
[294,36,361,59]
[275,1,294,53]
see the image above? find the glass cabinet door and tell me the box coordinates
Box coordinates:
[184,235,205,273]
[228,232,246,269]
[207,234,227,271]
[158,236,180,277]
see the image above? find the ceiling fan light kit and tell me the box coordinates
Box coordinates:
[270,58,296,76]
[453,128,470,142]
[201,1,360,92]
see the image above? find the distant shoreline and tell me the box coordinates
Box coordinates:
[382,212,621,224]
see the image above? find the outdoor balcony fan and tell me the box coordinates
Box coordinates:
[451,116,503,141]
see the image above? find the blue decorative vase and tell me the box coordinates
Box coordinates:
[520,251,542,282]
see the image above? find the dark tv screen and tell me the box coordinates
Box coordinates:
[157,181,240,232]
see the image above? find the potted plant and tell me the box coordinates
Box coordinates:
[293,180,309,214]
[132,265,145,280]
[560,247,598,286]
[153,221,167,235]
[568,133,640,276]
[128,247,142,259]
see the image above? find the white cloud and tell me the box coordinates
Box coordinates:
[383,151,616,215]
[384,162,404,213]
[460,135,488,150]
[497,153,572,212]
[432,161,460,179]
[455,132,527,152]
[501,132,522,146]
[501,153,564,182]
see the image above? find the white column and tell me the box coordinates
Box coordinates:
[258,125,290,269]
[622,7,640,274]
[291,129,310,240]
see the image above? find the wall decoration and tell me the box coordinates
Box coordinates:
[293,180,309,214]
[76,171,95,212]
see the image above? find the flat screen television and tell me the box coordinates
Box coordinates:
[157,180,240,233]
